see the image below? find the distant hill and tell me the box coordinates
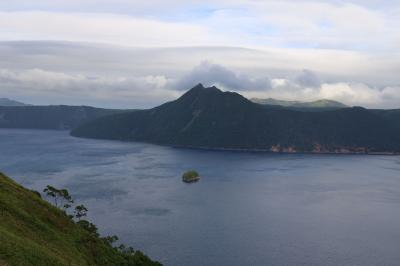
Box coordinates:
[251,98,348,109]
[0,172,161,266]
[0,105,125,130]
[0,98,30,107]
[71,84,400,154]
[371,109,400,130]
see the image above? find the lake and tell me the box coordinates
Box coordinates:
[1,129,400,266]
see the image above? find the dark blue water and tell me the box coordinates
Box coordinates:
[1,129,400,266]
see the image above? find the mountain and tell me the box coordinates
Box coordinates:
[0,172,160,266]
[251,98,348,109]
[71,84,400,154]
[0,98,30,107]
[371,109,400,130]
[0,105,126,130]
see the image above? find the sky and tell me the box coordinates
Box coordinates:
[1,0,400,108]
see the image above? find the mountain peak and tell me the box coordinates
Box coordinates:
[192,83,205,90]
[179,84,222,100]
[189,83,220,92]
[177,84,251,108]
[71,86,400,153]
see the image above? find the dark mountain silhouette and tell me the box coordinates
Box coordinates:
[71,84,400,153]
[0,105,125,130]
[0,98,30,107]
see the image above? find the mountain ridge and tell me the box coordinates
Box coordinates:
[0,98,30,107]
[251,97,348,109]
[71,84,400,154]
[0,105,127,130]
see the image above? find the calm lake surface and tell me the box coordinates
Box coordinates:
[2,129,400,266]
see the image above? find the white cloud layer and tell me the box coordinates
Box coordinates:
[1,62,400,109]
[1,1,400,50]
[245,78,400,109]
[1,41,400,108]
[0,11,226,47]
[0,1,400,109]
[0,68,179,108]
[175,61,271,91]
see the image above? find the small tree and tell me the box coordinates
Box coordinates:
[77,220,99,237]
[43,185,58,206]
[102,235,119,246]
[118,244,127,252]
[43,185,74,210]
[117,244,135,255]
[59,189,74,210]
[74,204,88,221]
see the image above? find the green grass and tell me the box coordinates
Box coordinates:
[0,172,161,266]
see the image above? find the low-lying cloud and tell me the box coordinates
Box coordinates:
[175,61,271,91]
[2,64,400,109]
[246,77,400,109]
[0,68,178,108]
[295,69,321,89]
[1,41,400,109]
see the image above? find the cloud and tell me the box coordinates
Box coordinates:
[1,41,400,109]
[245,78,400,109]
[0,1,399,51]
[175,61,271,91]
[2,64,400,110]
[3,41,400,87]
[0,1,399,109]
[0,68,179,108]
[0,11,226,47]
[295,69,321,88]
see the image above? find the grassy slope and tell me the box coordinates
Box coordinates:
[0,172,161,266]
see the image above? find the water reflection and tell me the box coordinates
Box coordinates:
[1,129,400,266]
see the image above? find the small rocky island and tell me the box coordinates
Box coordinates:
[182,170,201,183]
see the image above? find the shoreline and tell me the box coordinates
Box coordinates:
[2,129,398,156]
[67,131,400,156]
[171,145,400,156]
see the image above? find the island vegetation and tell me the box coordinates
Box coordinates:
[0,172,161,266]
[182,170,200,183]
